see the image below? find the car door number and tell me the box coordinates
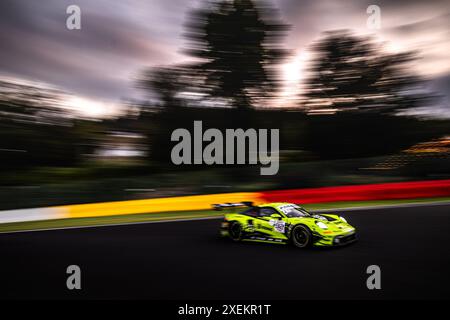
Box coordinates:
[269,219,286,233]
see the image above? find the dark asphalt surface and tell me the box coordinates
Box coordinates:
[1,204,450,300]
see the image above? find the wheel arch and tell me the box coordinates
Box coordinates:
[288,223,312,238]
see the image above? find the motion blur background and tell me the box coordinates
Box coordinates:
[0,0,449,210]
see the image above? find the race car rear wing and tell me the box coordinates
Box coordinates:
[212,202,254,211]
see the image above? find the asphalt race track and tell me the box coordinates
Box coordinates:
[1,203,450,299]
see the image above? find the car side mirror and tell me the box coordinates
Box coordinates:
[270,213,282,220]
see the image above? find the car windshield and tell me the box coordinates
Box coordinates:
[278,205,311,218]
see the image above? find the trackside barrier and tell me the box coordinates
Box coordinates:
[261,179,450,204]
[0,179,449,224]
[0,207,66,224]
[60,192,263,219]
[0,192,263,224]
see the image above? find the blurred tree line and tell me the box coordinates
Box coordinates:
[0,79,103,172]
[137,0,448,163]
[0,0,448,187]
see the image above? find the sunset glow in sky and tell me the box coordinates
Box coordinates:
[0,0,449,117]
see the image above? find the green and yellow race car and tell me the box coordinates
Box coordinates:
[214,202,357,248]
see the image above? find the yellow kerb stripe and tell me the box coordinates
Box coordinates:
[59,192,264,219]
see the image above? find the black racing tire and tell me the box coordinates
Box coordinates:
[228,221,243,242]
[291,225,312,248]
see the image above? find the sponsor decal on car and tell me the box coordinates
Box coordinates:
[269,219,286,233]
[278,204,298,214]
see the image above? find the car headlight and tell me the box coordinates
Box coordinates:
[316,221,328,229]
[339,216,347,223]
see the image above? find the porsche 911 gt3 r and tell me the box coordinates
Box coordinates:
[214,202,357,248]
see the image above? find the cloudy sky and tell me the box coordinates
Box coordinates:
[0,0,449,117]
